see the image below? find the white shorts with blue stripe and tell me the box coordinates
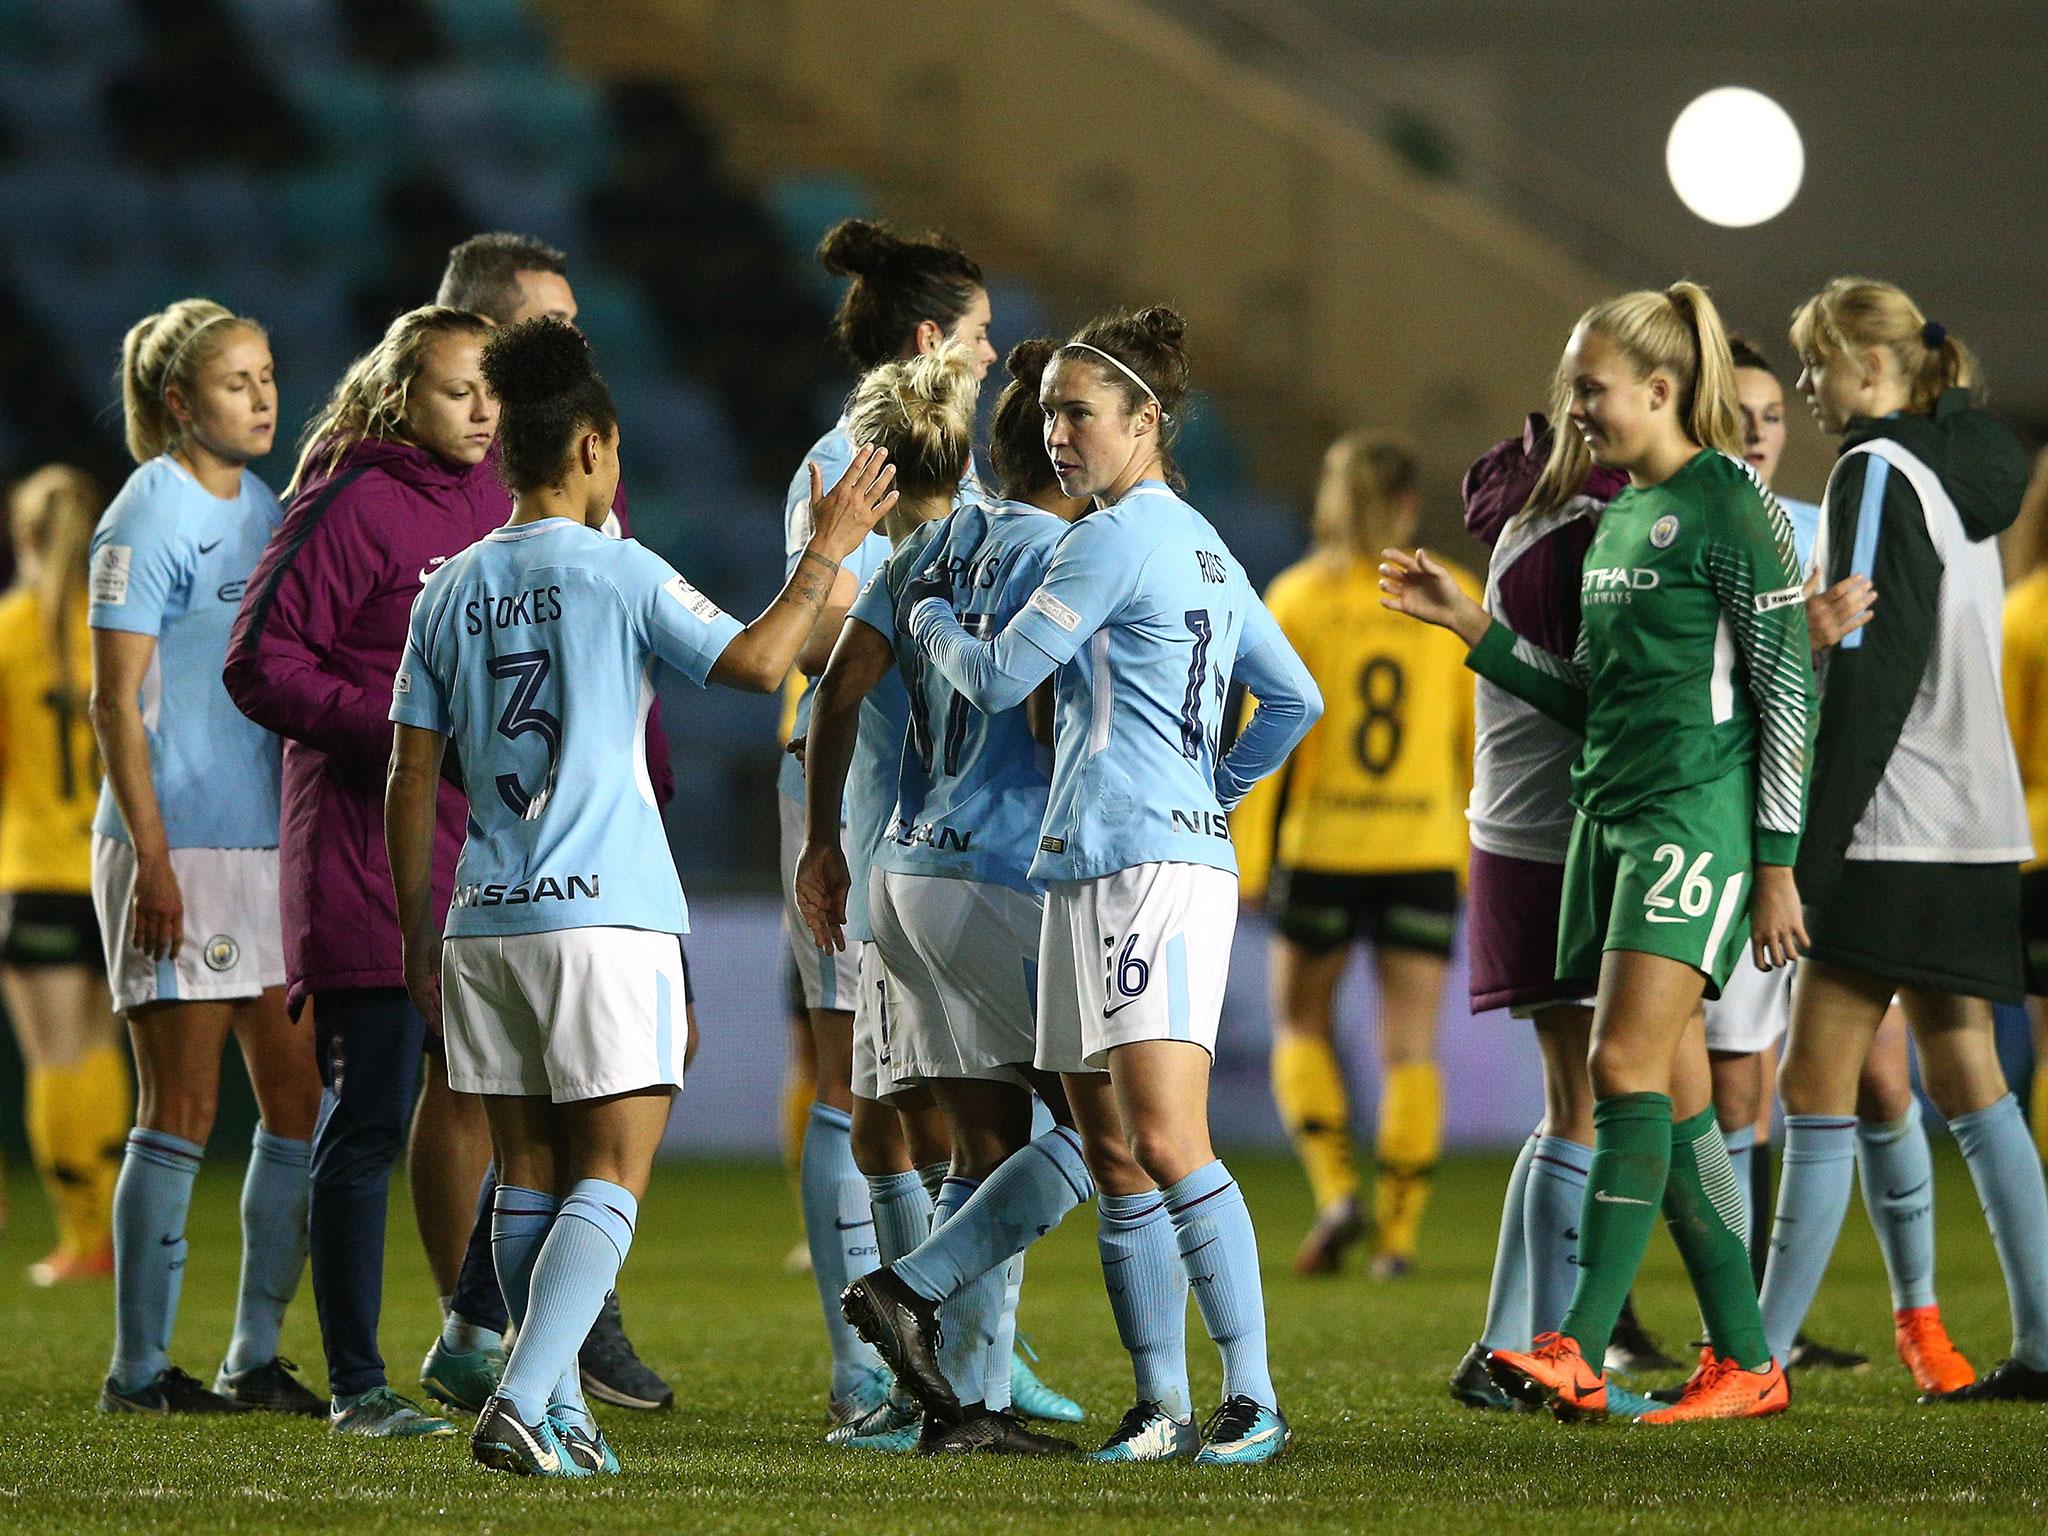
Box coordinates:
[440,926,689,1102]
[91,835,284,1010]
[778,791,862,1013]
[1036,861,1238,1073]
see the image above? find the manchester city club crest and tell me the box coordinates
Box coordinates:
[203,934,240,973]
[1650,513,1680,549]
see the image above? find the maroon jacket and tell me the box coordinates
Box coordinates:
[1460,413,1627,655]
[224,437,673,1006]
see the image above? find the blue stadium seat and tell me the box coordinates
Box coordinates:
[219,0,345,60]
[160,169,282,266]
[426,0,551,64]
[569,271,674,382]
[275,65,410,176]
[440,160,589,256]
[983,274,1059,359]
[0,65,112,156]
[1173,389,1247,495]
[269,163,391,279]
[403,68,612,182]
[615,379,749,509]
[22,0,136,66]
[763,171,876,301]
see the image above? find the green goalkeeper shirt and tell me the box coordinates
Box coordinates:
[1466,448,1814,866]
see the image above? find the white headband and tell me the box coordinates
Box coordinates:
[1063,342,1171,422]
[159,313,237,399]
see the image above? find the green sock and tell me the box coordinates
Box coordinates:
[1560,1093,1673,1362]
[1663,1106,1771,1370]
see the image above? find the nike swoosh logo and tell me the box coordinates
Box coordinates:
[197,539,222,555]
[834,1218,873,1231]
[1644,912,1687,924]
[1103,998,1142,1018]
[1593,1190,1652,1206]
[505,1414,559,1472]
[1189,1272,1214,1286]
[1220,1425,1280,1451]
[419,557,448,582]
[1886,1179,1930,1200]
[159,1235,181,1246]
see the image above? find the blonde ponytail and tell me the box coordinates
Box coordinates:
[845,340,981,500]
[1523,280,1741,518]
[8,465,103,703]
[1790,276,1982,414]
[119,298,262,464]
[1312,431,1419,564]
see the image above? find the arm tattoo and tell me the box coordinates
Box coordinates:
[787,549,838,612]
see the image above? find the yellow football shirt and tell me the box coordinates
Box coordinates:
[0,588,97,893]
[2003,568,2048,871]
[1233,554,1478,895]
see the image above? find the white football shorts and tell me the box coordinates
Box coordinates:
[871,867,1039,1082]
[851,939,921,1099]
[1703,949,1794,1055]
[440,925,690,1102]
[779,791,862,1013]
[92,835,284,1009]
[1037,861,1238,1073]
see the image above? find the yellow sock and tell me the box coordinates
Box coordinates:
[782,1073,813,1178]
[74,1045,133,1246]
[1271,1035,1359,1212]
[24,1064,97,1259]
[2032,1062,2048,1165]
[1373,1060,1443,1261]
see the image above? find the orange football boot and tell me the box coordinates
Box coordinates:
[1637,1354,1789,1424]
[1486,1332,1609,1421]
[1894,1305,1975,1396]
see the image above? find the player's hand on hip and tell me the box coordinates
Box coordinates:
[1805,570,1875,651]
[404,939,444,1034]
[130,851,184,961]
[1379,547,1489,646]
[806,446,898,564]
[793,838,851,953]
[1750,864,1808,971]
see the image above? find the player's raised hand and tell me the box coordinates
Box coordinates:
[806,446,898,564]
[1805,569,1876,651]
[1379,547,1490,646]
[794,836,852,953]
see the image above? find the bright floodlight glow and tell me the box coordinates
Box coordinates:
[1665,87,1804,228]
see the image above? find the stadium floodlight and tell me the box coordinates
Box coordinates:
[1665,87,1804,228]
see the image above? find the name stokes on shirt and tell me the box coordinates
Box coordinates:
[464,583,565,634]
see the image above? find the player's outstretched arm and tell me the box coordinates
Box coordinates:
[709,446,897,693]
[1386,546,1590,732]
[794,620,894,954]
[385,722,448,1030]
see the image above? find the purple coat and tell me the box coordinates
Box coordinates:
[225,439,678,1006]
[1460,412,1627,656]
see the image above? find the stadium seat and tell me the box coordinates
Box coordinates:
[0,65,113,157]
[763,171,877,301]
[218,0,345,61]
[275,64,410,176]
[427,0,552,65]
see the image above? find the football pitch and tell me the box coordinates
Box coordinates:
[3,1148,2043,1535]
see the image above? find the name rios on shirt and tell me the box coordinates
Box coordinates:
[465,584,565,635]
[452,874,600,909]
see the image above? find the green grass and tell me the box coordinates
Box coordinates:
[2,1147,2044,1534]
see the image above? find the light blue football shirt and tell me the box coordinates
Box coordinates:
[1781,495,1820,572]
[390,517,743,938]
[1006,481,1284,883]
[88,455,283,849]
[863,499,1065,893]
[778,417,985,803]
[839,563,919,944]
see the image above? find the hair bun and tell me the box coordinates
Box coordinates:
[1133,306,1186,347]
[481,318,595,407]
[1005,337,1057,384]
[818,218,901,279]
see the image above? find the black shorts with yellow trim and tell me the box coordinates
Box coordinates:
[1270,867,1460,958]
[0,890,102,968]
[1808,858,2022,1004]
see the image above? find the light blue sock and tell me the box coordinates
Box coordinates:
[867,1170,934,1265]
[1163,1161,1275,1410]
[1721,1123,1758,1242]
[896,1127,1093,1301]
[500,1180,636,1423]
[1097,1191,1190,1418]
[800,1103,883,1397]
[1758,1115,1858,1362]
[984,1254,1024,1412]
[1524,1134,1593,1338]
[930,1176,997,1406]
[916,1161,949,1206]
[1949,1094,2048,1368]
[222,1127,311,1374]
[1477,1132,1537,1350]
[110,1129,204,1391]
[489,1186,590,1427]
[1855,1101,1937,1311]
